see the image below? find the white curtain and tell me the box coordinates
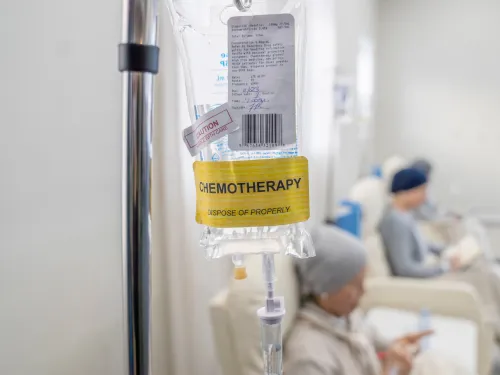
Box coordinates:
[151,1,337,374]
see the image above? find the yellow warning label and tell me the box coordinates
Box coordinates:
[194,157,310,228]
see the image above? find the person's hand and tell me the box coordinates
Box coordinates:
[382,331,434,375]
[384,341,413,375]
[449,254,462,271]
[397,330,434,344]
[396,329,434,355]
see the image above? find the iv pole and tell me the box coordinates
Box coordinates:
[119,0,159,374]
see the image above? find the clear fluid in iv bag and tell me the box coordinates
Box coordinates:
[166,0,312,259]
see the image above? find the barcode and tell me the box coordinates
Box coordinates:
[241,114,283,146]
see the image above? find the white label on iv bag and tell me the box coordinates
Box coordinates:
[182,103,238,157]
[228,14,296,151]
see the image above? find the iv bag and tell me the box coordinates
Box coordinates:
[166,0,313,259]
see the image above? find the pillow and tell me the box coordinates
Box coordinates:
[349,177,386,238]
[412,351,470,375]
[366,307,477,375]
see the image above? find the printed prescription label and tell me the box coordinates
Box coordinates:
[182,103,238,156]
[194,157,309,228]
[228,14,296,151]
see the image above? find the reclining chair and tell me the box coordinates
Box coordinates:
[210,239,491,375]
[347,174,493,374]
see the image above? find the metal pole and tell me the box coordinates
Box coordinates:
[119,0,159,374]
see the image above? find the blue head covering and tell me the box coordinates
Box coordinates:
[391,168,428,194]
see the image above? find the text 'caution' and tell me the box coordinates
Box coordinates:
[194,157,310,228]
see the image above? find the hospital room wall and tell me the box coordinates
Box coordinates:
[0,1,127,374]
[331,0,378,205]
[374,0,500,216]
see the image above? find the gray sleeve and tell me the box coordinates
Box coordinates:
[381,217,445,278]
[285,360,335,375]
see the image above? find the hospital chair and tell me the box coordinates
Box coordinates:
[346,175,493,375]
[210,250,492,375]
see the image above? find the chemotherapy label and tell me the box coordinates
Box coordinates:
[228,14,296,151]
[194,157,309,228]
[182,103,238,156]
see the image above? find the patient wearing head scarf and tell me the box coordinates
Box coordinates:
[379,167,500,356]
[378,167,471,278]
[378,168,446,276]
[284,225,432,375]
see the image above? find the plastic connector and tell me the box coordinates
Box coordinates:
[258,296,286,323]
[232,254,247,280]
[233,267,248,280]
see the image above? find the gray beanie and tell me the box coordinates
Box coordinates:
[296,225,367,296]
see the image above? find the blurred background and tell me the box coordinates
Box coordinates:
[0,0,499,374]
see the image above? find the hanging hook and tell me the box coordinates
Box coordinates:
[233,0,252,12]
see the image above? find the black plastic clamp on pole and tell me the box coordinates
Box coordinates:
[119,43,160,74]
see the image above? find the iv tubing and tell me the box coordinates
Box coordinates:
[258,253,285,375]
[263,254,276,305]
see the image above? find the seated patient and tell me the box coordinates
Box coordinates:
[284,226,435,375]
[378,167,459,277]
[379,168,500,339]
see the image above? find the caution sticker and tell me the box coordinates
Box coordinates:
[194,157,310,228]
[182,103,238,156]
